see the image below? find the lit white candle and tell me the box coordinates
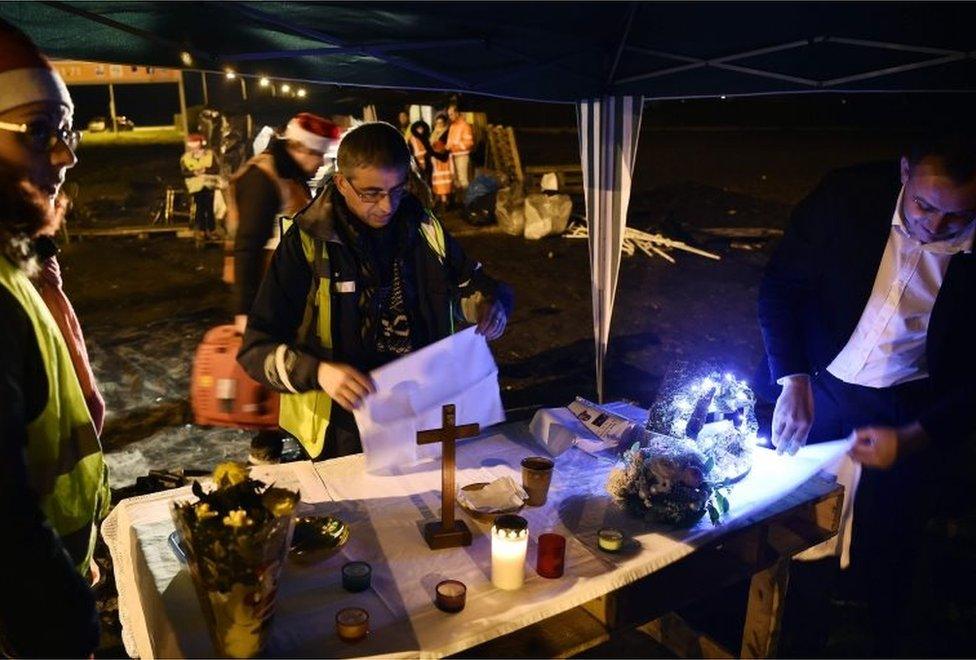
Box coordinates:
[491,514,528,590]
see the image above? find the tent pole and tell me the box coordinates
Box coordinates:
[200,71,209,106]
[239,77,252,142]
[108,83,117,133]
[177,72,188,135]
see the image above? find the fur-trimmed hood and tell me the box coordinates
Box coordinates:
[0,168,54,275]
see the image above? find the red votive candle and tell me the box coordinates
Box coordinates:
[335,607,369,642]
[435,579,467,613]
[536,533,566,578]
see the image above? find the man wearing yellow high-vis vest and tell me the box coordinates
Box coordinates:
[238,121,512,460]
[0,18,109,657]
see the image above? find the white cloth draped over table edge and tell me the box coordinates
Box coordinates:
[101,404,852,659]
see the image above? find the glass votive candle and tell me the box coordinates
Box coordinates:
[536,532,566,578]
[341,561,372,592]
[597,527,624,553]
[435,579,467,613]
[491,514,528,590]
[335,606,369,642]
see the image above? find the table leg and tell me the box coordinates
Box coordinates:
[740,557,791,658]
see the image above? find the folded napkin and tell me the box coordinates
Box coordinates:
[456,476,528,513]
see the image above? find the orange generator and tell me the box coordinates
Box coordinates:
[190,325,280,430]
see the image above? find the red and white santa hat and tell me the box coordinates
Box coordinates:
[284,112,342,157]
[185,133,206,148]
[0,20,73,116]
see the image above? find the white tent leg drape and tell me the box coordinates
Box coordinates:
[577,96,644,403]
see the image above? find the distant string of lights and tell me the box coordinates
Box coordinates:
[224,69,308,99]
[224,68,306,98]
[178,50,309,100]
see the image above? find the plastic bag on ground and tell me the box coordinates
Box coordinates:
[496,185,525,236]
[524,192,572,240]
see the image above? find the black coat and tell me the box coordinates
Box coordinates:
[232,139,310,315]
[237,184,513,396]
[758,162,976,445]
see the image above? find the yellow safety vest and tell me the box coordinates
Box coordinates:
[278,213,449,459]
[180,150,217,193]
[0,256,111,574]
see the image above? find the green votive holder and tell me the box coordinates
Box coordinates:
[597,527,624,553]
[342,561,372,592]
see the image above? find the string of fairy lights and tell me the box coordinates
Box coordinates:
[226,70,307,99]
[178,50,308,100]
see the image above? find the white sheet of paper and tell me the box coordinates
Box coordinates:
[353,326,505,473]
[738,437,856,531]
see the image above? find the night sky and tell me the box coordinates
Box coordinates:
[67,69,973,133]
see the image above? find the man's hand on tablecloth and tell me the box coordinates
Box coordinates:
[772,375,814,456]
[317,362,375,411]
[849,421,930,470]
[475,299,507,341]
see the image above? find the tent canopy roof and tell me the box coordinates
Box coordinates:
[2,1,974,103]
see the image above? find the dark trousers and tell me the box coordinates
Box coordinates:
[192,188,216,233]
[791,371,935,656]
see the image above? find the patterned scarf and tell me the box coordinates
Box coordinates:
[331,190,415,364]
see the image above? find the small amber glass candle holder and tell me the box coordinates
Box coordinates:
[435,579,467,613]
[335,607,369,642]
[341,561,372,592]
[597,527,624,553]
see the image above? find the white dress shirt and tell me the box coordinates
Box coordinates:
[827,187,975,388]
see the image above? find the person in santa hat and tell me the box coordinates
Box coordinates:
[179,132,219,243]
[0,17,110,657]
[224,111,341,464]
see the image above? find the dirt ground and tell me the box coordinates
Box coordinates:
[63,127,908,484]
[60,127,974,657]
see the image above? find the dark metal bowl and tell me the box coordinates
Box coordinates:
[290,515,349,563]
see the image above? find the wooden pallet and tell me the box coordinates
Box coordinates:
[485,124,524,183]
[524,163,584,194]
[486,126,584,195]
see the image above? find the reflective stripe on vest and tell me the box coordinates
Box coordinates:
[0,256,110,574]
[277,212,448,458]
[180,150,216,193]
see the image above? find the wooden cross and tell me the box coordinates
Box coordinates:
[417,404,480,550]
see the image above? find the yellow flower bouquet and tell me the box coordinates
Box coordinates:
[171,462,299,658]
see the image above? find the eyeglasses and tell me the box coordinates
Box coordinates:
[345,177,408,205]
[0,120,81,153]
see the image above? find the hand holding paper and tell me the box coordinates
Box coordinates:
[353,327,505,472]
[475,299,508,340]
[317,362,375,411]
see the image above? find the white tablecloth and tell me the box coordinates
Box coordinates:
[102,406,849,658]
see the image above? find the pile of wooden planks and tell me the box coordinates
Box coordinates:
[564,221,721,263]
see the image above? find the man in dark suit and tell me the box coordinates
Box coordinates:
[758,134,976,654]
